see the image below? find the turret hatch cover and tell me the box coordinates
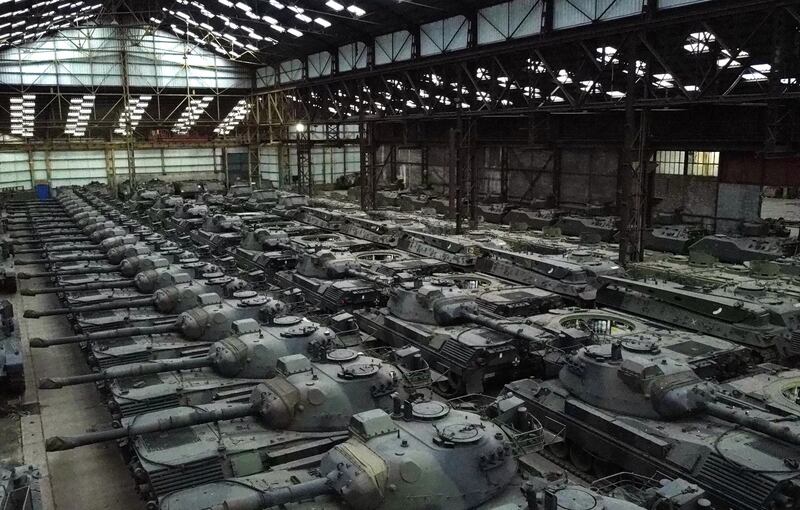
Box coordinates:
[552,488,601,510]
[621,335,661,354]
[340,362,380,378]
[410,401,450,420]
[182,261,205,269]
[202,271,225,279]
[280,324,319,337]
[241,295,270,307]
[326,349,359,362]
[273,316,302,327]
[233,290,258,300]
[437,423,483,444]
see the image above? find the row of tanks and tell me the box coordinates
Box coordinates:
[8,182,800,510]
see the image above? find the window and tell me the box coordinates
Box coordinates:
[655,150,686,175]
[687,151,719,177]
[655,150,719,177]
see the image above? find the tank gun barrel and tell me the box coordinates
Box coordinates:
[39,356,211,389]
[15,253,108,265]
[45,403,254,451]
[29,323,177,348]
[201,476,335,510]
[345,268,393,287]
[703,401,800,447]
[20,279,136,296]
[462,312,544,346]
[14,244,99,255]
[11,235,89,244]
[23,296,155,318]
[17,265,121,279]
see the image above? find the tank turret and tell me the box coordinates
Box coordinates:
[20,264,184,296]
[296,249,388,283]
[38,317,340,390]
[29,296,287,347]
[502,341,800,509]
[22,271,243,318]
[44,352,413,451]
[202,214,243,233]
[560,343,800,446]
[163,404,518,510]
[358,283,566,395]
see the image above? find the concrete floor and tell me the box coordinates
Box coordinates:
[14,290,142,510]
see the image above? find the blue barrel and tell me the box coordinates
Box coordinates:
[35,183,50,200]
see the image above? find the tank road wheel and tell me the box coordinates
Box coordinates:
[433,372,465,399]
[547,440,569,460]
[569,444,594,473]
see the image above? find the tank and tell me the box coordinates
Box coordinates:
[501,342,800,510]
[0,301,24,395]
[354,283,587,396]
[44,295,290,369]
[397,230,481,268]
[189,214,244,254]
[477,247,622,304]
[23,271,251,335]
[597,275,800,362]
[339,216,412,247]
[164,203,209,235]
[243,189,278,211]
[156,404,526,510]
[643,224,708,254]
[45,353,430,504]
[689,234,798,264]
[503,208,561,230]
[555,215,619,242]
[289,231,375,252]
[148,195,183,225]
[528,307,751,381]
[41,316,359,418]
[274,250,391,312]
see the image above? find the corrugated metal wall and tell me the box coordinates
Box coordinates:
[0,152,32,190]
[260,144,360,188]
[49,150,107,187]
[113,148,221,181]
[0,147,224,189]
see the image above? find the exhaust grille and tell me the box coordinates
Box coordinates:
[695,452,774,510]
[147,457,225,496]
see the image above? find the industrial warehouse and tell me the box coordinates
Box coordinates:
[1,1,800,509]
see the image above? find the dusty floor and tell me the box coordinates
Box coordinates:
[13,287,142,510]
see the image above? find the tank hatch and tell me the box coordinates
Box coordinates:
[326,349,360,363]
[410,401,450,421]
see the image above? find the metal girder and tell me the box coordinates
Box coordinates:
[259,0,799,134]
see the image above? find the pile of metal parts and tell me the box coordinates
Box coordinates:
[6,180,800,509]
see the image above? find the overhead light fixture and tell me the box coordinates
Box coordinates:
[172,96,214,134]
[64,93,95,137]
[9,94,34,138]
[347,4,365,16]
[115,95,151,136]
[214,98,251,136]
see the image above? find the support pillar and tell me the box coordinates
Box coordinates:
[359,120,377,210]
[619,37,646,265]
